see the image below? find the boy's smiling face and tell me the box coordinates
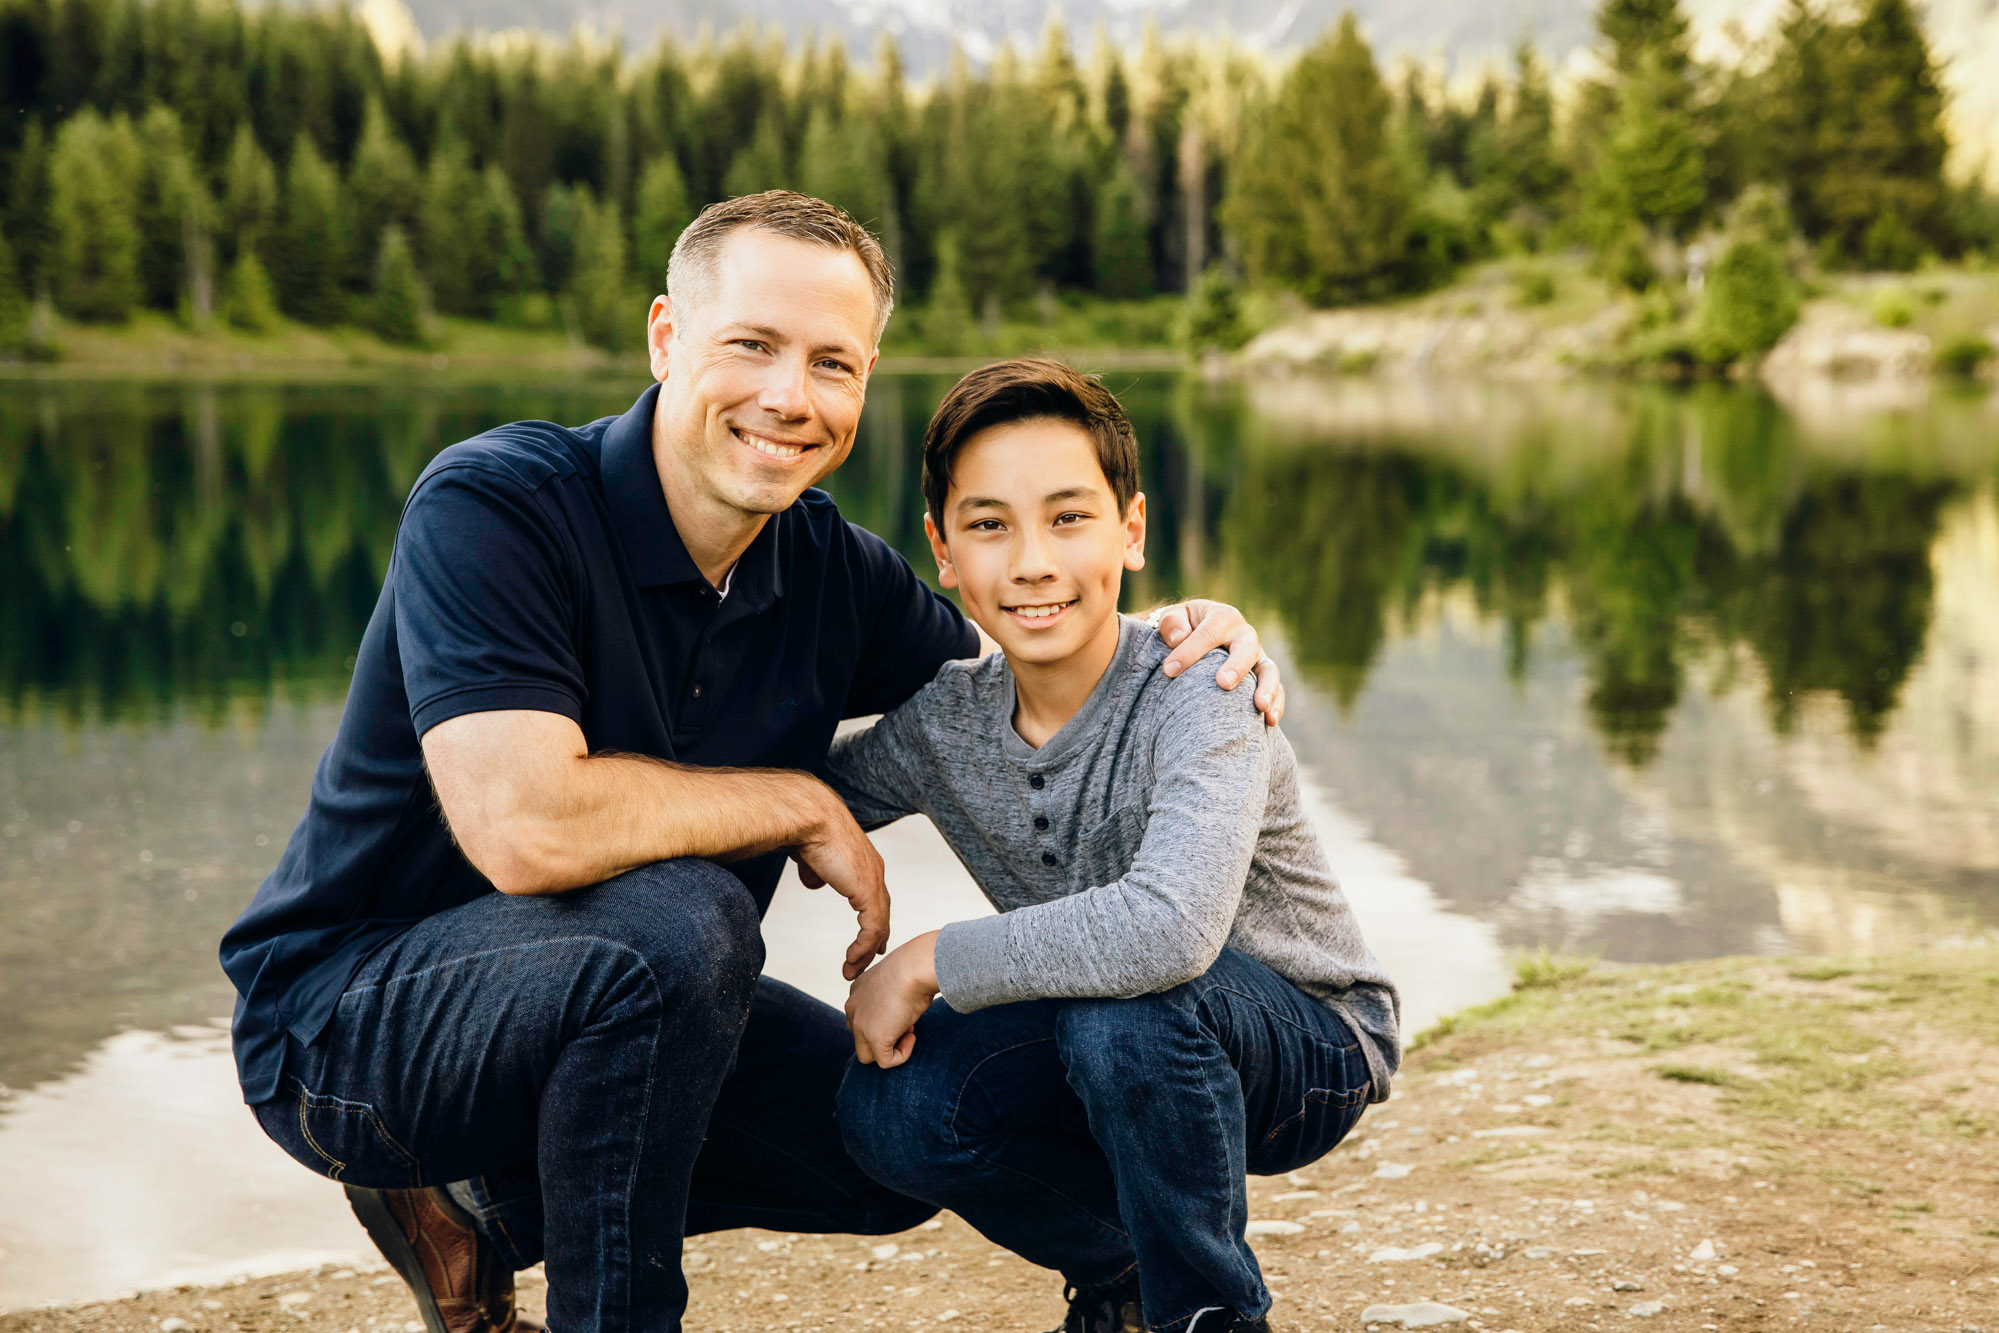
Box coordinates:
[925,416,1145,668]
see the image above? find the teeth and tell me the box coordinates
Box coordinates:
[740,431,804,458]
[1009,602,1072,619]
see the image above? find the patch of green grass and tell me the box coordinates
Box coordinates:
[1593,1156,1681,1179]
[1820,1168,1884,1196]
[1788,963,1863,982]
[1653,1063,1749,1087]
[1511,948,1598,991]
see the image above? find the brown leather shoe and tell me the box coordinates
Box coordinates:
[344,1185,543,1333]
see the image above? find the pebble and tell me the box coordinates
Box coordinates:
[1611,1280,1643,1292]
[871,1243,900,1261]
[403,1323,422,1332]
[1629,1302,1664,1317]
[1246,1220,1305,1237]
[1688,1239,1717,1261]
[1359,1301,1471,1328]
[1524,1247,1557,1260]
[276,1294,312,1308]
[159,1320,193,1333]
[1375,1163,1414,1179]
[1716,1265,1739,1278]
[1368,1242,1444,1262]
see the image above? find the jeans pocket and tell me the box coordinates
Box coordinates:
[1252,1068,1372,1174]
[255,1077,424,1188]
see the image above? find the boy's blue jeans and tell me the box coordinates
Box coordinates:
[835,948,1375,1332]
[248,860,933,1333]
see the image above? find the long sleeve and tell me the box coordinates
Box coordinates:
[934,679,1271,1011]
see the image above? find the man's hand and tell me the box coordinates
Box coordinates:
[793,811,892,981]
[1152,599,1285,726]
[845,931,941,1069]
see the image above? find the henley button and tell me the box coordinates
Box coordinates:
[1033,816,1049,831]
[692,684,704,698]
[1041,852,1056,866]
[1029,775,1044,790]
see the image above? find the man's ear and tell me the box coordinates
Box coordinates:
[646,296,674,382]
[923,512,959,590]
[1122,492,1147,572]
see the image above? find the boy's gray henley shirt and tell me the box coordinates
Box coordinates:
[827,614,1402,1098]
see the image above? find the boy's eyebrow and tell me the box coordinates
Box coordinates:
[954,484,1104,515]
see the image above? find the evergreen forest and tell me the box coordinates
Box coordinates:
[0,0,1987,355]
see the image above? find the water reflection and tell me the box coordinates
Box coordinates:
[2,373,1996,1083]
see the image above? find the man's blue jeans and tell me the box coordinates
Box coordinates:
[249,859,933,1333]
[835,948,1375,1332]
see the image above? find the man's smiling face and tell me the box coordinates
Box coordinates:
[649,228,879,518]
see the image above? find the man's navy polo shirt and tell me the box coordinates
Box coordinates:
[219,382,977,1105]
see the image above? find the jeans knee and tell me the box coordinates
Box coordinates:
[1054,991,1199,1094]
[566,860,764,1019]
[836,1061,952,1193]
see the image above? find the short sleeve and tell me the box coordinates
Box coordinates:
[842,523,979,718]
[395,465,586,737]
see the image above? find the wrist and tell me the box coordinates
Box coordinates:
[898,931,941,995]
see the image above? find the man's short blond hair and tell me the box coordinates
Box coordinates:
[666,190,896,345]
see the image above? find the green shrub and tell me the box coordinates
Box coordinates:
[1512,264,1557,307]
[1871,285,1917,328]
[1179,265,1252,353]
[370,226,433,347]
[219,250,280,332]
[1933,331,1994,376]
[1695,238,1800,364]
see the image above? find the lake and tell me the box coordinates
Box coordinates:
[1,370,1994,1308]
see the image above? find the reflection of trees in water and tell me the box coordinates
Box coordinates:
[0,382,632,723]
[1225,397,1955,765]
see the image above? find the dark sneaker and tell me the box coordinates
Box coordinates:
[1185,1313,1272,1333]
[344,1185,540,1333]
[1051,1272,1143,1333]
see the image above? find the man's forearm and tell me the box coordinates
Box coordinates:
[512,753,836,895]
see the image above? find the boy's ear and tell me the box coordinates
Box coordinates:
[923,511,959,590]
[1122,492,1147,572]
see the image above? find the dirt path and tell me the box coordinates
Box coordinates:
[8,947,1994,1332]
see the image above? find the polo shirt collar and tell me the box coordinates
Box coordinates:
[598,382,785,609]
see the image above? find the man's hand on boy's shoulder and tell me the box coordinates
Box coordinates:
[1151,599,1285,726]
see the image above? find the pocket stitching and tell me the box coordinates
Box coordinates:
[291,1078,423,1186]
[1261,1080,1372,1149]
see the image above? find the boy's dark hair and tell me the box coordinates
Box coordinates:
[920,358,1140,525]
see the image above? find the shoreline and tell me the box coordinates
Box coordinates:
[6,944,1992,1330]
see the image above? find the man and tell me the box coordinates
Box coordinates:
[219,191,1284,1333]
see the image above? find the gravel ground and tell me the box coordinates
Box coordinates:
[6,949,1993,1333]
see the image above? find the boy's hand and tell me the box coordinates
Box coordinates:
[1152,599,1285,726]
[845,931,941,1069]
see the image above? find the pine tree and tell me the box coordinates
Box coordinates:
[0,229,27,347]
[1493,42,1568,242]
[632,154,692,292]
[1225,15,1410,305]
[723,113,790,197]
[220,249,281,332]
[1598,0,1692,79]
[271,133,347,324]
[798,106,890,236]
[371,225,432,347]
[1803,0,1950,267]
[540,182,588,296]
[49,110,143,322]
[220,125,279,267]
[345,98,421,284]
[1596,50,1706,241]
[134,106,211,315]
[921,229,976,353]
[567,190,628,351]
[5,124,54,299]
[417,141,480,316]
[1092,161,1153,299]
[471,165,535,315]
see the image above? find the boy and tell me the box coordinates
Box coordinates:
[826,359,1401,1333]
